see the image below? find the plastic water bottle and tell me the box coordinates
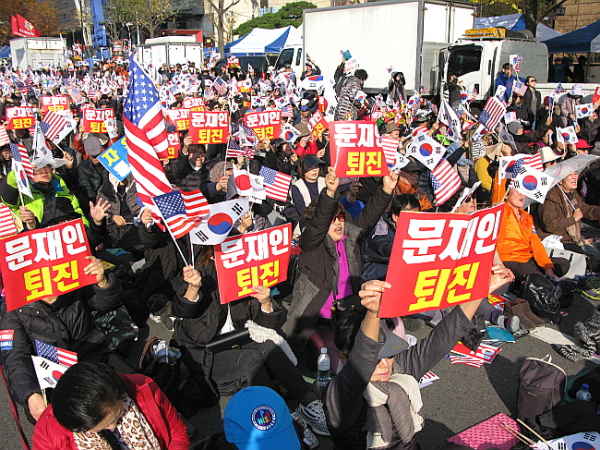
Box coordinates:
[317,347,331,388]
[576,383,592,401]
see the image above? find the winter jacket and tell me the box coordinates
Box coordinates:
[334,76,363,121]
[282,186,392,352]
[171,151,222,202]
[77,158,108,209]
[523,88,541,120]
[323,306,476,450]
[362,213,396,282]
[512,125,550,154]
[535,185,600,245]
[561,95,581,127]
[497,203,553,270]
[290,177,326,216]
[0,171,90,228]
[0,274,121,405]
[32,373,190,450]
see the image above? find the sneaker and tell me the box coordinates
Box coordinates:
[497,314,520,333]
[291,412,320,449]
[296,399,330,436]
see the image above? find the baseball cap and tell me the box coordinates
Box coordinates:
[378,327,409,359]
[224,386,301,450]
[575,139,592,150]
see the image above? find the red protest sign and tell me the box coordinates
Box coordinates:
[380,204,505,317]
[41,95,69,114]
[593,86,600,105]
[5,107,35,130]
[182,97,206,111]
[215,223,292,304]
[307,110,328,136]
[0,219,98,311]
[189,111,229,144]
[167,108,190,131]
[81,108,115,133]
[165,132,181,160]
[330,121,389,178]
[244,111,282,140]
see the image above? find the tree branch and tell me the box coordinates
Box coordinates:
[223,0,242,13]
[537,0,570,22]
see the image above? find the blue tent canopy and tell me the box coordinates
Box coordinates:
[225,26,296,55]
[0,46,10,58]
[543,19,600,53]
[475,14,526,31]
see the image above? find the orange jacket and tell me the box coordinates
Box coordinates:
[497,203,553,269]
[396,179,433,211]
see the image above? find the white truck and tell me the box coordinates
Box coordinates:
[276,0,476,95]
[137,36,204,69]
[10,37,66,71]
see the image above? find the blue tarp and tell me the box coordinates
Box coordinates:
[225,26,295,55]
[0,46,10,58]
[475,14,526,31]
[543,19,600,53]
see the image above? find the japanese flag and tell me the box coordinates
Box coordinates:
[511,165,554,203]
[406,133,445,170]
[190,198,250,245]
[576,103,594,119]
[556,126,578,144]
[231,169,266,200]
[32,355,67,390]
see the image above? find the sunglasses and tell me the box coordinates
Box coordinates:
[331,213,345,223]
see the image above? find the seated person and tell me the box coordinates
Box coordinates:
[325,273,510,450]
[498,188,569,281]
[0,257,131,423]
[33,361,189,450]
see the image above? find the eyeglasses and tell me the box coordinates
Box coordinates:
[530,79,537,82]
[33,167,52,174]
[331,213,345,223]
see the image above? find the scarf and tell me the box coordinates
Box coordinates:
[72,394,161,450]
[559,187,584,246]
[362,373,424,449]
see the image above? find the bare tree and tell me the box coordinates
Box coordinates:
[138,0,178,38]
[206,0,242,55]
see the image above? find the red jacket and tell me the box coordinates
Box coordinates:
[32,374,190,450]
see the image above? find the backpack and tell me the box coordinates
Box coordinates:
[517,355,566,422]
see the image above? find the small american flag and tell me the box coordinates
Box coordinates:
[0,126,10,146]
[431,159,462,206]
[35,340,78,367]
[213,77,228,96]
[67,87,83,104]
[448,354,484,368]
[479,96,507,131]
[525,153,543,172]
[513,80,527,96]
[0,203,18,238]
[9,142,34,180]
[504,112,518,123]
[468,88,478,103]
[40,111,69,142]
[259,166,292,202]
[379,136,399,166]
[226,138,246,158]
[281,105,293,118]
[153,189,209,239]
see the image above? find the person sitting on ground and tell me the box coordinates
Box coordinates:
[32,361,189,450]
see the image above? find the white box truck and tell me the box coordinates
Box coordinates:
[10,37,66,71]
[276,0,476,95]
[137,36,204,68]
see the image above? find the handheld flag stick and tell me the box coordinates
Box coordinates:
[153,208,190,266]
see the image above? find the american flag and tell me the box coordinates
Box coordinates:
[152,189,209,239]
[555,83,566,94]
[504,112,518,123]
[513,79,527,96]
[0,126,10,146]
[448,354,484,368]
[468,88,478,103]
[259,166,292,202]
[281,105,293,118]
[9,142,34,180]
[431,159,462,206]
[525,153,543,172]
[35,339,78,367]
[213,77,228,96]
[40,111,69,142]
[67,87,83,104]
[226,138,246,158]
[123,56,173,207]
[479,96,507,131]
[380,136,399,166]
[0,203,18,238]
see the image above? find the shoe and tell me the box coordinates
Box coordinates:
[291,412,320,449]
[497,315,520,333]
[296,399,330,436]
[504,300,535,330]
[515,298,546,327]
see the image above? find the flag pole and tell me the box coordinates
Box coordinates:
[152,207,190,266]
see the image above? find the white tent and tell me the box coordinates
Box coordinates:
[225,26,300,55]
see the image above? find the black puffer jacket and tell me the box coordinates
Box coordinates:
[77,159,108,211]
[0,275,121,405]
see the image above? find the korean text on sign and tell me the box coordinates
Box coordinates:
[215,223,292,304]
[0,219,98,311]
[182,97,206,111]
[167,108,191,131]
[41,95,69,113]
[380,204,505,317]
[189,111,230,144]
[98,136,131,182]
[6,107,35,130]
[81,108,115,133]
[164,132,181,160]
[244,111,282,140]
[330,121,389,178]
[307,110,328,136]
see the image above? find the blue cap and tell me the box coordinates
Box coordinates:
[224,386,301,450]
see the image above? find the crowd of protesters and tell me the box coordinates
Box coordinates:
[0,50,599,450]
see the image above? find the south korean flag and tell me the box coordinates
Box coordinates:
[406,133,445,170]
[511,165,554,203]
[576,103,594,119]
[556,126,578,144]
[32,355,67,390]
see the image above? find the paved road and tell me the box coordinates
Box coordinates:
[1,292,598,450]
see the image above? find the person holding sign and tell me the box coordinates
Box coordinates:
[171,262,330,436]
[0,256,132,423]
[324,273,510,450]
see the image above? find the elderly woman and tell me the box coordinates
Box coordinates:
[32,361,189,449]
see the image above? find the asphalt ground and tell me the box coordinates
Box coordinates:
[1,289,599,450]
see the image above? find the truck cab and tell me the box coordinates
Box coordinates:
[441,28,548,106]
[274,44,303,78]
